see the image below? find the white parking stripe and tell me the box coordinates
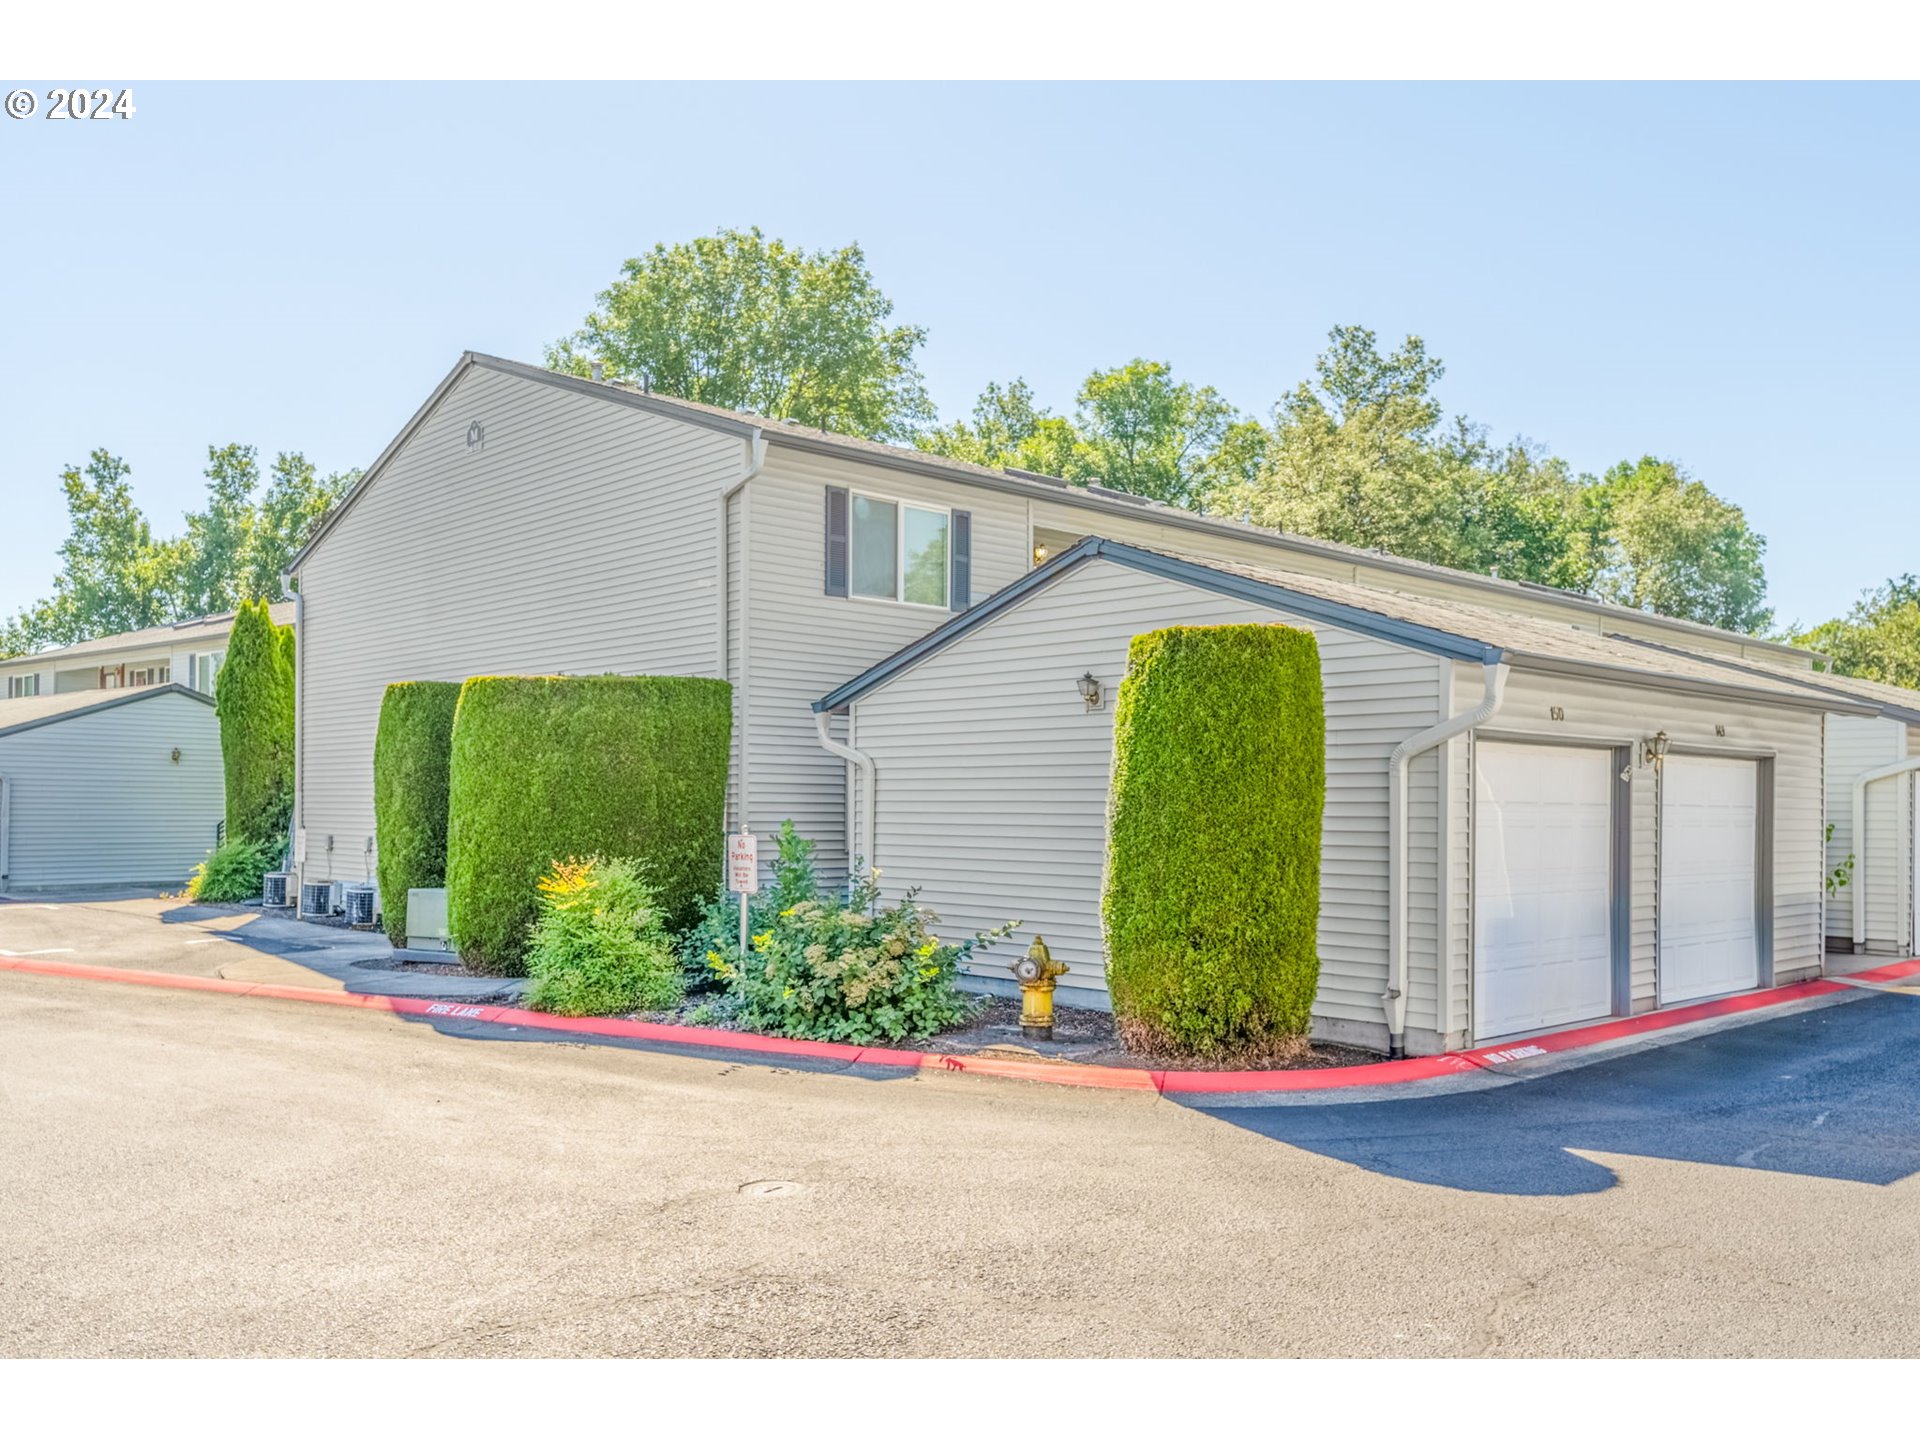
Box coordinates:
[0,948,77,957]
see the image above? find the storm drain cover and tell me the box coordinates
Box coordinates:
[737,1180,807,1199]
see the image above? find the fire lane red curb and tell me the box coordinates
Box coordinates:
[1841,957,1920,985]
[0,955,1868,1097]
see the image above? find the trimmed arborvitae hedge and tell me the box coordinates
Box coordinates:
[372,681,462,945]
[1101,624,1326,1057]
[215,598,295,849]
[446,675,732,975]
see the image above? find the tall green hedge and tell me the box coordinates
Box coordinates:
[1101,624,1326,1056]
[215,598,295,849]
[373,681,462,945]
[446,675,732,975]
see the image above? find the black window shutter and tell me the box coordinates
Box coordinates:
[950,509,972,611]
[824,486,850,596]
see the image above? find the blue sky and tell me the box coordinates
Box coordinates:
[1,81,1913,630]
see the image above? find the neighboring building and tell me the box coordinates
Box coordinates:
[283,351,1920,1050]
[818,539,1862,1054]
[0,604,294,705]
[0,686,223,893]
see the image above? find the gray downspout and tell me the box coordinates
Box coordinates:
[1385,660,1509,1058]
[278,571,304,873]
[717,432,767,834]
[813,710,875,878]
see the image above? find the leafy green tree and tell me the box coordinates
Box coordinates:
[179,444,260,616]
[917,379,1082,476]
[3,445,353,658]
[548,227,932,442]
[1210,326,1490,568]
[922,363,1258,507]
[1796,576,1920,687]
[1586,457,1771,633]
[216,598,295,848]
[1073,360,1242,507]
[1210,327,1770,630]
[236,452,357,600]
[1,450,186,654]
[1457,439,1602,594]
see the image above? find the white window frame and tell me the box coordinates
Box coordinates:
[5,673,40,699]
[847,489,952,610]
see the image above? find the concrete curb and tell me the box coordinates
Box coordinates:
[2,953,1893,1096]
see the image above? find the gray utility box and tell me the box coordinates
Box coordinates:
[405,887,453,952]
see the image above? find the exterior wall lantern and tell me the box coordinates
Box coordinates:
[1641,730,1671,769]
[1076,671,1103,711]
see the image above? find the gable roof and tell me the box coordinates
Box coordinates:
[814,538,1872,717]
[287,350,1819,666]
[0,603,294,669]
[0,683,215,740]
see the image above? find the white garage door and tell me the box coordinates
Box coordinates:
[1659,755,1759,1004]
[1474,743,1615,1040]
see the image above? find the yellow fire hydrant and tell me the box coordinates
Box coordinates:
[1011,935,1069,1041]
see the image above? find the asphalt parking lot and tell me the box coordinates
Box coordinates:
[4,895,1920,1357]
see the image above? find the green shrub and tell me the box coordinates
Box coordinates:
[185,836,281,903]
[446,674,731,975]
[524,857,683,1016]
[1102,624,1326,1057]
[679,820,820,990]
[373,681,462,944]
[712,865,1015,1044]
[215,598,294,849]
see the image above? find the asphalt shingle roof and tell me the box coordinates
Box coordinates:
[0,602,293,668]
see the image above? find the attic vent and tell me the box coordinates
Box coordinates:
[466,420,486,451]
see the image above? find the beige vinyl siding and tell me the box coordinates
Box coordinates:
[1456,666,1828,1023]
[0,692,223,891]
[737,448,1030,877]
[296,364,745,876]
[1026,497,1795,667]
[849,558,1449,1047]
[1824,714,1907,950]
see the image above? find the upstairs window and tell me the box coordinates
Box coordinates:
[5,673,40,698]
[850,492,949,608]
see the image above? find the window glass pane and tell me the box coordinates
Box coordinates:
[902,507,949,606]
[850,495,898,599]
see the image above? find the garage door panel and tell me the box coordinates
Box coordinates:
[1474,743,1615,1040]
[1659,756,1759,1005]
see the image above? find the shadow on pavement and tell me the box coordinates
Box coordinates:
[1186,994,1920,1195]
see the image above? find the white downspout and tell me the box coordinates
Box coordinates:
[278,571,304,872]
[813,710,875,874]
[1386,659,1509,1058]
[717,432,767,833]
[1850,755,1920,952]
